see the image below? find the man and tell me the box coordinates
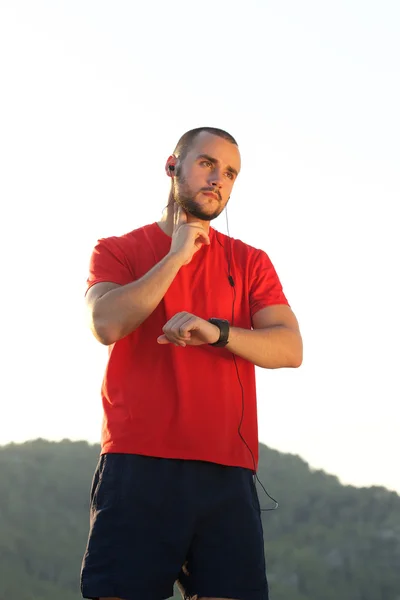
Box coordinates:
[81,127,303,600]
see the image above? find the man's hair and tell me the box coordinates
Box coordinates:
[173,127,238,162]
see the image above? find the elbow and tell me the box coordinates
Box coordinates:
[290,353,303,368]
[91,320,118,346]
[260,355,302,370]
[90,310,121,346]
[90,312,138,346]
[290,337,303,368]
[261,335,303,369]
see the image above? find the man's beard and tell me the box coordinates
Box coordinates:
[173,172,225,222]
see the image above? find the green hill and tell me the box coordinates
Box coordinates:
[0,439,399,600]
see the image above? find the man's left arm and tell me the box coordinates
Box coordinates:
[227,304,303,369]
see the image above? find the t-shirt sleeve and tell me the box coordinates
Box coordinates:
[86,237,135,292]
[249,249,289,317]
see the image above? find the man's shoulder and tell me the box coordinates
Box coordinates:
[213,229,263,258]
[97,222,160,250]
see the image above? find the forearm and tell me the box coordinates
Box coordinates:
[92,253,183,344]
[227,325,303,369]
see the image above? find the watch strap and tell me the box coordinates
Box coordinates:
[208,318,230,347]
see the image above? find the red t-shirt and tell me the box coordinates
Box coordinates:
[87,223,288,471]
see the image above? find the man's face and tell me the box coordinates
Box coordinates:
[173,132,241,221]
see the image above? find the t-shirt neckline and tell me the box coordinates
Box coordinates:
[153,221,215,243]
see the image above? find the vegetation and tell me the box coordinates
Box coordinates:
[0,439,399,599]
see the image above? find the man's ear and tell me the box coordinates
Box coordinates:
[165,155,177,177]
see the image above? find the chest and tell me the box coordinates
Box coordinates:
[133,238,251,329]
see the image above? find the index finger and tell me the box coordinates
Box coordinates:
[174,203,187,228]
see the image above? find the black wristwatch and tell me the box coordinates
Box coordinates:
[208,318,230,347]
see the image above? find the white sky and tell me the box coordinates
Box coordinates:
[1,0,399,493]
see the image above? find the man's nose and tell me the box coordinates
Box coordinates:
[208,169,223,188]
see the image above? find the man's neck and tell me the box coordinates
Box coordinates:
[158,201,211,237]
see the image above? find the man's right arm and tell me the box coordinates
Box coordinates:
[86,207,210,345]
[87,253,184,345]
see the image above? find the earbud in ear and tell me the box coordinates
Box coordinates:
[168,165,175,171]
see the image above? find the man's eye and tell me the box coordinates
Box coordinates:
[225,172,234,180]
[201,161,212,168]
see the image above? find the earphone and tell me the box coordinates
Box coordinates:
[216,209,279,512]
[168,165,175,171]
[166,174,278,509]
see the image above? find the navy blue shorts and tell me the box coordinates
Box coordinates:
[81,453,268,600]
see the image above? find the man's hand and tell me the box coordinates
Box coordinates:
[157,312,220,347]
[168,204,210,265]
